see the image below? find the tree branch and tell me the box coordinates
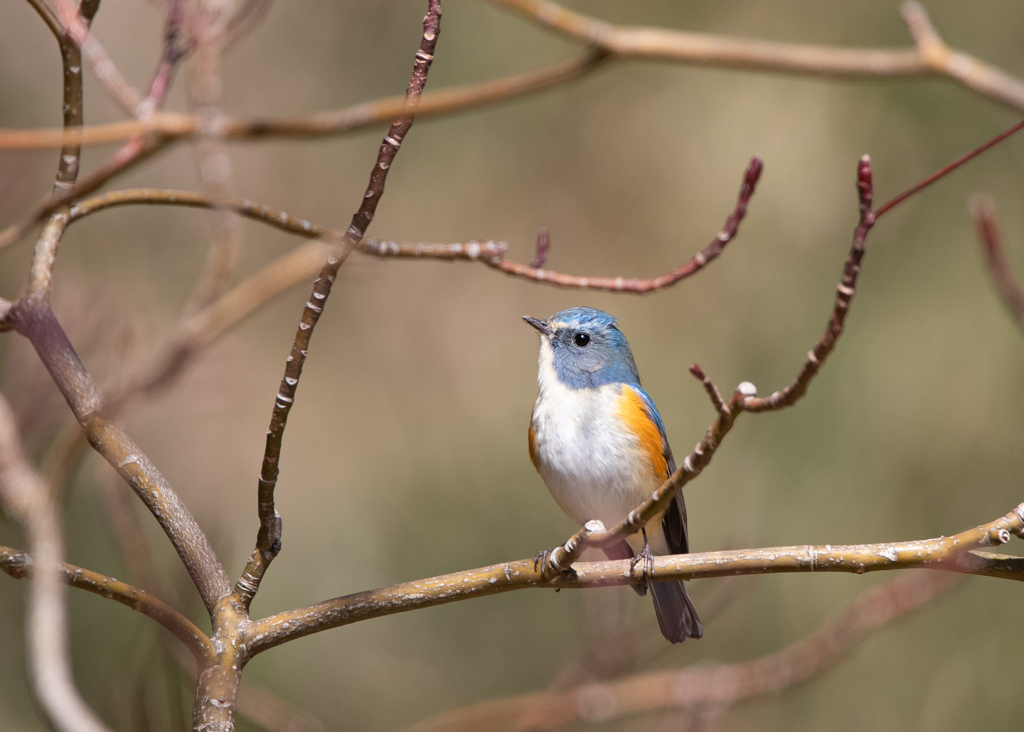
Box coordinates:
[231,0,444,610]
[483,156,761,292]
[0,51,606,150]
[0,394,112,732]
[0,545,213,663]
[401,572,962,732]
[971,196,1024,332]
[491,0,1024,111]
[243,504,1024,655]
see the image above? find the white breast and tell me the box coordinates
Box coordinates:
[530,339,659,532]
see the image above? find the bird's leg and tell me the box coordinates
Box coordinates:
[629,528,655,591]
[534,548,553,581]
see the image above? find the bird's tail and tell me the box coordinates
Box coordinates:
[651,580,703,643]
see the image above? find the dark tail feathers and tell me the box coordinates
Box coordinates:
[651,579,703,643]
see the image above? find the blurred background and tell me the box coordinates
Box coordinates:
[1,0,1024,730]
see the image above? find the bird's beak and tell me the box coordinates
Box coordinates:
[522,316,552,336]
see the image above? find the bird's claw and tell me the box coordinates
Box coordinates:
[629,529,655,591]
[534,548,553,581]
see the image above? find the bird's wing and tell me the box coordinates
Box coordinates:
[623,384,688,555]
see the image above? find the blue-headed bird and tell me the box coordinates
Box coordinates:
[524,307,702,643]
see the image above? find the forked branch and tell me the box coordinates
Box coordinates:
[232,0,444,610]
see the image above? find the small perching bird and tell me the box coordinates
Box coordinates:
[524,307,702,643]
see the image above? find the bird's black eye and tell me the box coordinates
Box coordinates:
[573,332,591,347]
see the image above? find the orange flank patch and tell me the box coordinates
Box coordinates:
[616,385,669,480]
[528,423,540,469]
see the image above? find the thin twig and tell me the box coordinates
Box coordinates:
[484,156,762,292]
[971,196,1024,332]
[401,572,962,732]
[243,504,1024,655]
[232,0,444,610]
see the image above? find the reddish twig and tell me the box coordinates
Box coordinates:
[484,156,762,292]
[232,0,444,609]
[874,117,1024,218]
[971,196,1024,332]
[529,228,550,268]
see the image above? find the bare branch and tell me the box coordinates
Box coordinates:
[0,135,172,254]
[0,545,213,662]
[0,394,111,732]
[483,156,762,292]
[971,196,1024,332]
[232,0,444,610]
[491,0,1024,110]
[402,572,961,732]
[53,0,145,116]
[0,52,606,150]
[243,504,1024,655]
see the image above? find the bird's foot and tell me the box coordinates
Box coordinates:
[629,528,655,591]
[534,548,553,581]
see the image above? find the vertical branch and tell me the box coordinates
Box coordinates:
[743,156,875,412]
[185,1,243,312]
[11,0,231,615]
[0,393,112,732]
[232,0,444,608]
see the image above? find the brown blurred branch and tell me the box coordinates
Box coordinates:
[231,0,444,612]
[0,51,605,150]
[0,545,213,663]
[53,0,144,116]
[971,196,1024,332]
[244,504,1024,655]
[0,394,112,732]
[402,572,961,732]
[492,0,1024,111]
[6,0,1024,154]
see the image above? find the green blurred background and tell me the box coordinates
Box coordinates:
[2,0,1024,730]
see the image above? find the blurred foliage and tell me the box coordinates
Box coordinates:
[2,0,1024,730]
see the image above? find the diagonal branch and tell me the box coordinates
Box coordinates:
[243,504,1024,655]
[0,51,607,150]
[0,545,213,663]
[232,0,444,610]
[401,572,961,732]
[491,0,1024,111]
[971,196,1024,332]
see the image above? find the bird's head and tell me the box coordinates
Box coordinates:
[523,307,640,389]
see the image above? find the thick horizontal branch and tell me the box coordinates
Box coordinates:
[492,0,1024,111]
[0,545,212,662]
[403,571,961,732]
[242,503,1024,656]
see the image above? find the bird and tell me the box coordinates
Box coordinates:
[524,306,702,643]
